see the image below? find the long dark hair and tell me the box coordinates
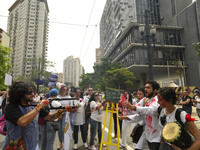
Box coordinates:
[89,92,98,103]
[127,91,133,103]
[8,81,35,104]
[59,85,68,96]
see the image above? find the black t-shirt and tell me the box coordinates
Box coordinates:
[182,95,192,108]
[5,103,49,125]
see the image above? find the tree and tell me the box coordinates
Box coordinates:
[0,44,12,90]
[79,73,95,90]
[105,67,135,90]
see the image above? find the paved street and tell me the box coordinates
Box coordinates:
[0,106,200,150]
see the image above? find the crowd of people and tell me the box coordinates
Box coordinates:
[0,80,200,150]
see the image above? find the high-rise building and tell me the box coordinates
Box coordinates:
[63,56,84,87]
[100,0,161,58]
[0,28,10,47]
[94,48,102,66]
[7,0,49,80]
[100,0,198,88]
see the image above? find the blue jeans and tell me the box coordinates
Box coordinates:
[40,121,57,150]
[89,118,102,146]
[58,113,66,143]
[73,124,87,144]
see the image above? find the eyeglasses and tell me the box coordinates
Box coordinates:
[95,95,99,96]
[26,91,34,95]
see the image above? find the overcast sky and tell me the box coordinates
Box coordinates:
[0,0,107,73]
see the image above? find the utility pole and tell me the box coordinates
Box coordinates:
[144,9,154,80]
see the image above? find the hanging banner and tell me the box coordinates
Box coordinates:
[4,73,12,86]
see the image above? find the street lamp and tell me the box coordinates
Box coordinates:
[139,9,156,80]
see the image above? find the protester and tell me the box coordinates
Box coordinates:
[119,88,148,150]
[180,90,193,115]
[40,88,63,150]
[57,85,70,150]
[193,89,200,118]
[73,88,88,149]
[0,91,6,117]
[157,87,200,150]
[89,92,106,150]
[2,81,49,150]
[121,91,137,148]
[83,88,93,139]
[112,100,122,139]
[124,81,161,150]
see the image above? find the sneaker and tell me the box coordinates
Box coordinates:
[84,143,88,148]
[120,144,126,149]
[73,144,78,150]
[103,144,106,147]
[89,145,96,150]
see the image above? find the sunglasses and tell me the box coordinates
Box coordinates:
[95,95,99,96]
[26,91,34,95]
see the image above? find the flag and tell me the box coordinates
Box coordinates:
[63,112,72,150]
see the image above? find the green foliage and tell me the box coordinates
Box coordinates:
[105,67,135,90]
[193,42,200,56]
[0,44,12,90]
[79,57,135,91]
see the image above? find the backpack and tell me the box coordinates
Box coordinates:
[0,114,7,135]
[130,123,144,143]
[85,102,91,122]
[157,106,184,126]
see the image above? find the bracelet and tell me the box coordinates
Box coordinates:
[35,104,43,112]
[55,110,63,117]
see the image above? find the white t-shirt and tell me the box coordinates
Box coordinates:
[158,107,187,130]
[57,95,72,115]
[83,96,90,105]
[195,96,200,109]
[90,101,102,122]
[0,96,3,106]
[74,100,85,125]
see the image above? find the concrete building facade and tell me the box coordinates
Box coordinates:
[159,0,200,86]
[100,0,199,88]
[94,48,102,66]
[7,0,49,80]
[63,56,84,87]
[0,28,10,47]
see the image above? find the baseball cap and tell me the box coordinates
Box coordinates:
[49,89,58,97]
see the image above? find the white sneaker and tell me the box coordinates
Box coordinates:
[89,145,96,150]
[103,144,106,147]
[73,144,78,149]
[120,144,126,149]
[84,143,88,148]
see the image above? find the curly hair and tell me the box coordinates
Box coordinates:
[146,80,160,91]
[8,81,35,104]
[158,87,177,105]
